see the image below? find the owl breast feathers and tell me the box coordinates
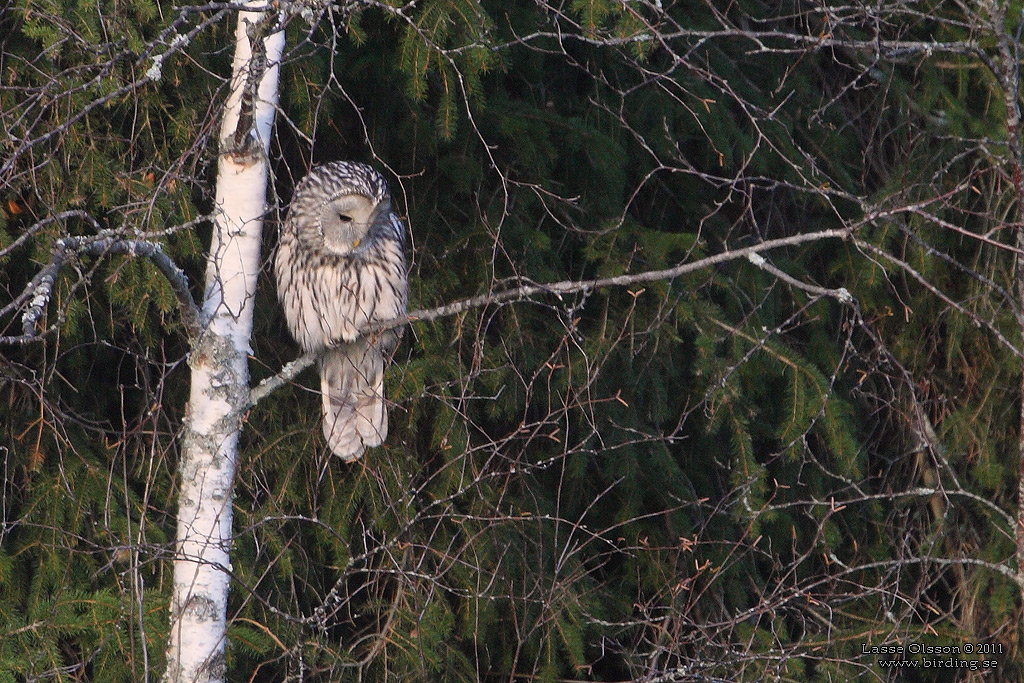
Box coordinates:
[274,161,408,461]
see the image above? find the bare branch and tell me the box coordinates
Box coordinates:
[250,228,853,405]
[0,234,201,345]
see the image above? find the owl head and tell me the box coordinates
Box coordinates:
[288,161,397,257]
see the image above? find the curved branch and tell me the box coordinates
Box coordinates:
[0,234,202,345]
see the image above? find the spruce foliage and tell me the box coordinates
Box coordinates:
[3,0,1024,680]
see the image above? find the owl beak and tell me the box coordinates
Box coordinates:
[352,238,361,249]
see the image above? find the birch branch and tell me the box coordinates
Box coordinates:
[0,234,202,345]
[250,227,854,406]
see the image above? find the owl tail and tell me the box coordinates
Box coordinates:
[319,342,387,461]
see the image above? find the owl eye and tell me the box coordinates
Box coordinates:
[338,214,353,223]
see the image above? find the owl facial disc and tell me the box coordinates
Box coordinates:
[320,194,376,255]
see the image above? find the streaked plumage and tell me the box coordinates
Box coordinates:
[275,161,407,461]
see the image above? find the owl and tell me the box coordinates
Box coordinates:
[275,161,408,461]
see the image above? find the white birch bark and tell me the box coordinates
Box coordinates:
[162,7,284,682]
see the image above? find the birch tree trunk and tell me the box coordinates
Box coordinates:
[162,8,284,682]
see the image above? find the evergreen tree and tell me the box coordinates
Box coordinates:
[3,0,1024,680]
